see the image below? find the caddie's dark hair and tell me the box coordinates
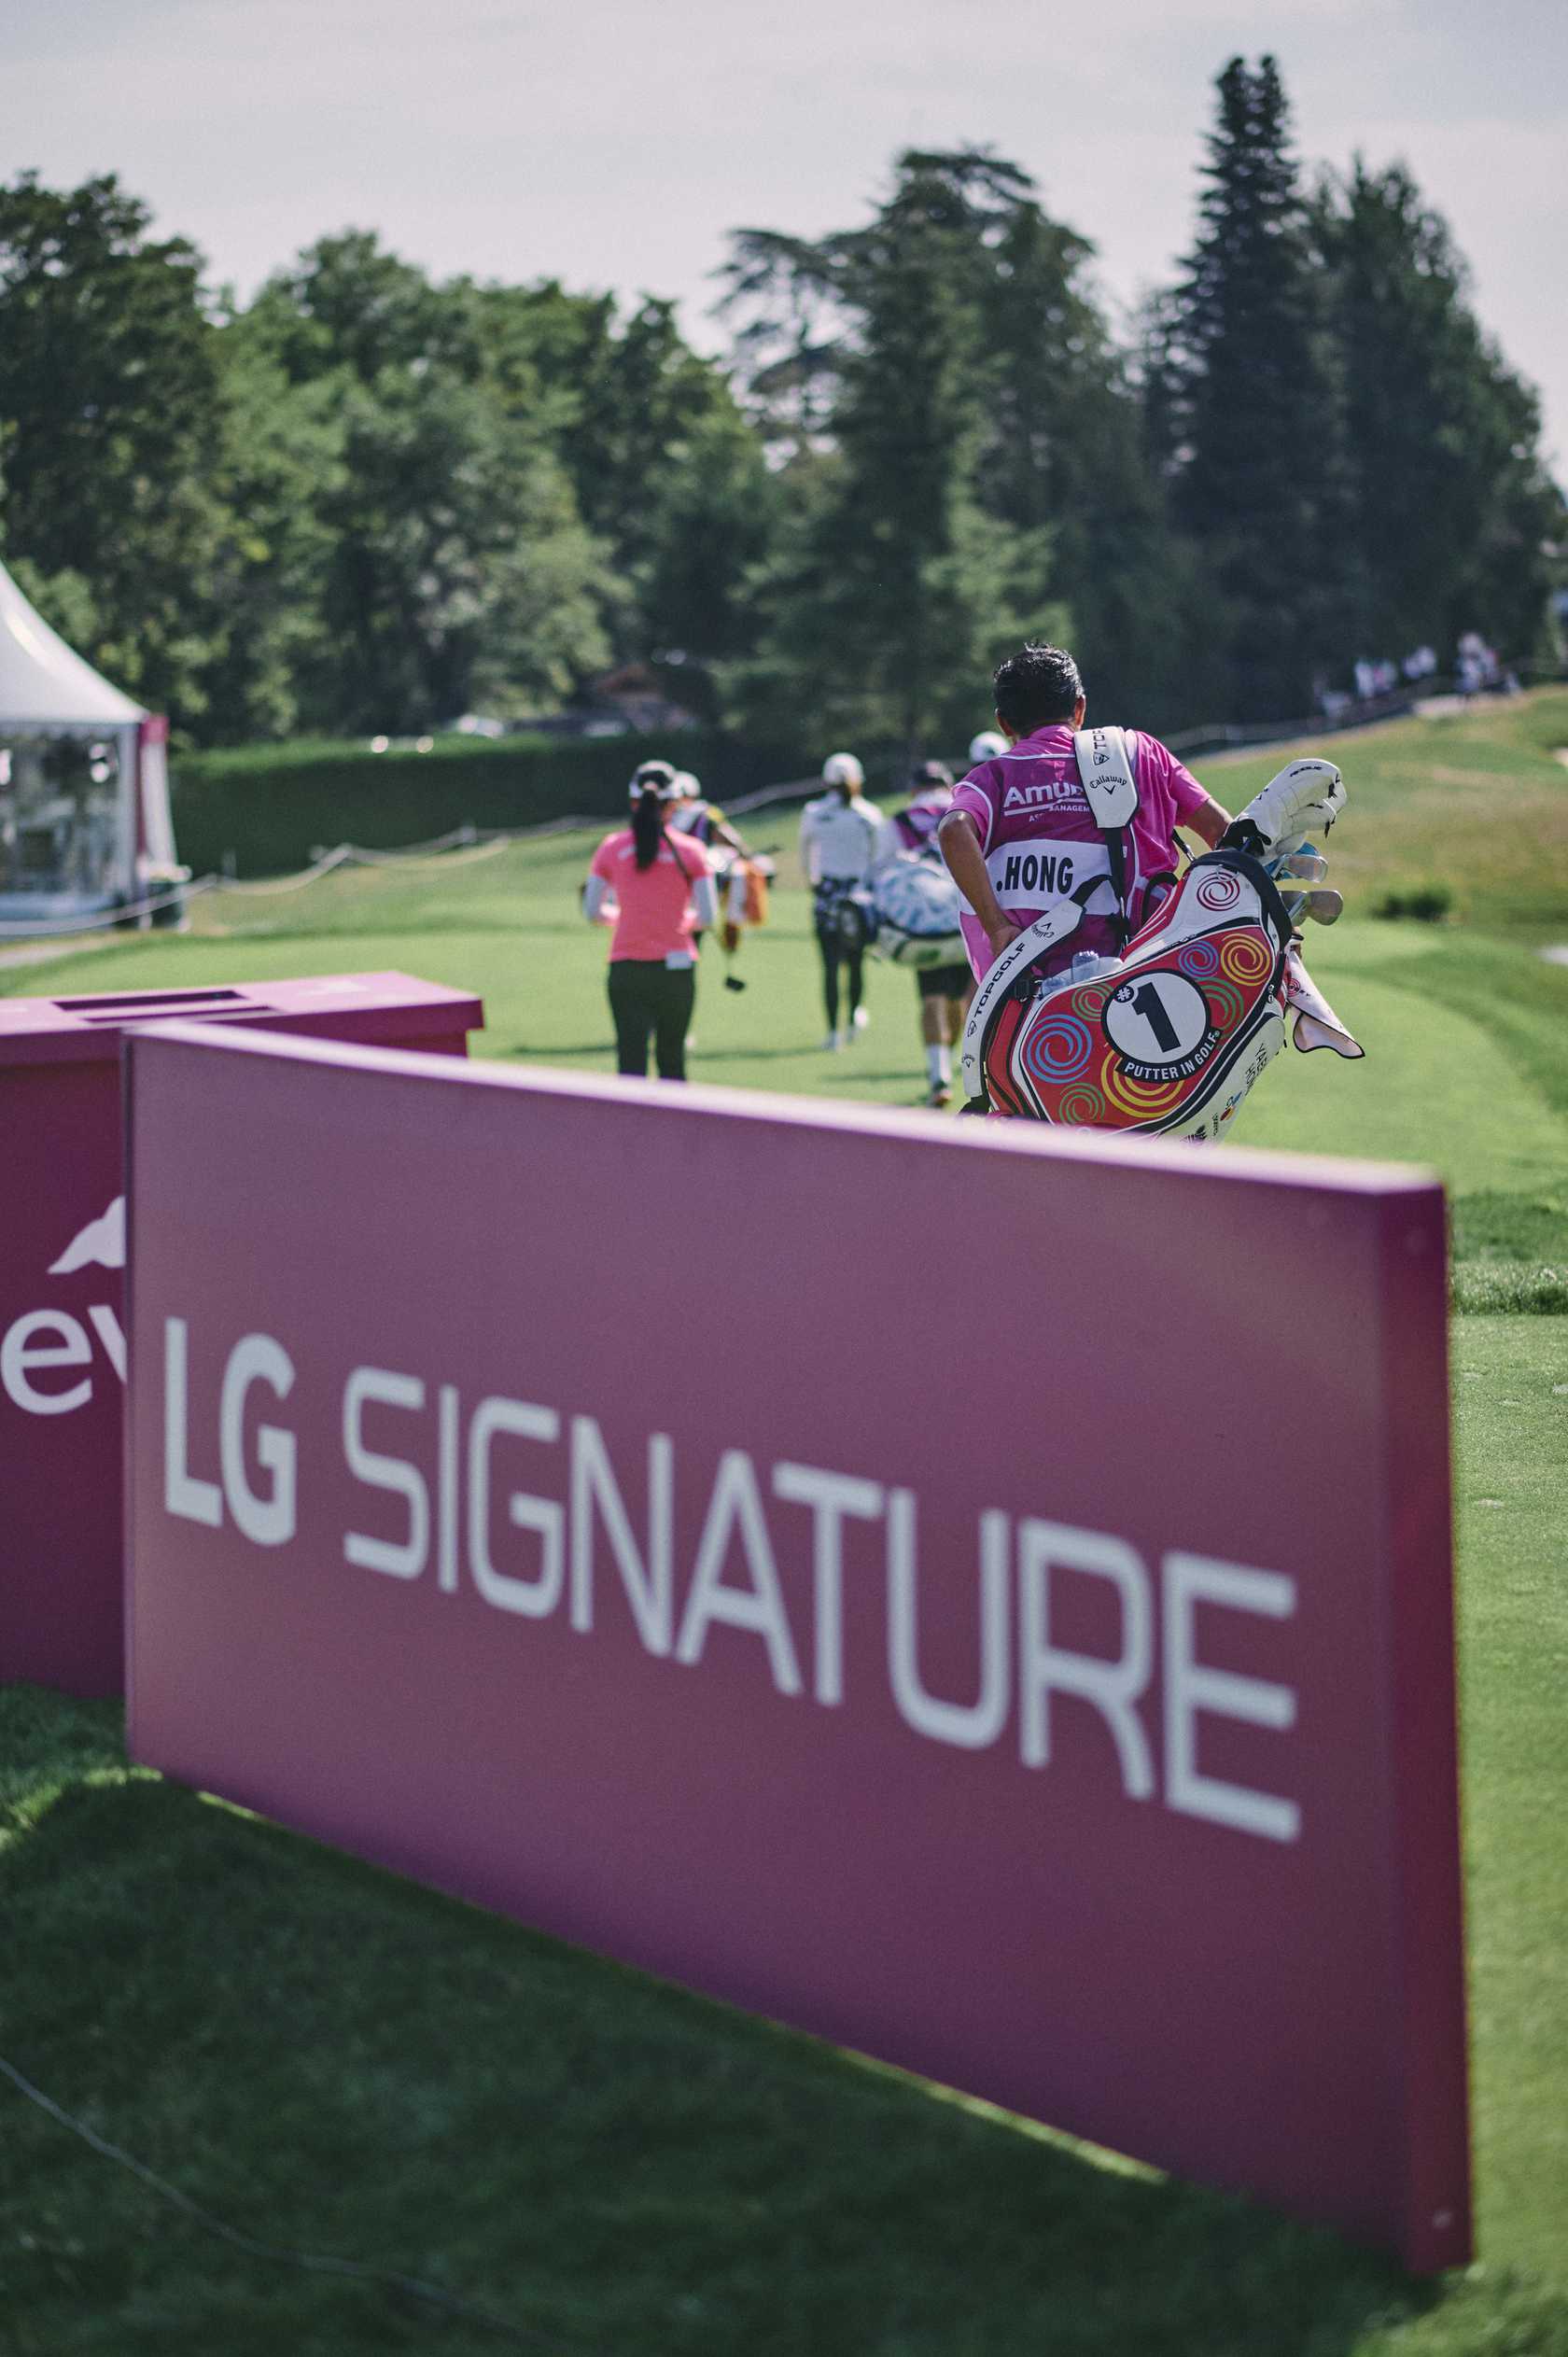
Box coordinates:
[992,643,1084,733]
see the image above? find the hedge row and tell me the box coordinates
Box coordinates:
[170,730,821,878]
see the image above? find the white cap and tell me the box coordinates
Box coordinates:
[670,771,701,800]
[968,731,1008,764]
[821,751,863,789]
[628,759,679,802]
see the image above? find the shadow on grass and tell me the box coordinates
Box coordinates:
[499,1043,903,1073]
[189,918,588,948]
[502,1040,617,1059]
[9,1748,1556,2357]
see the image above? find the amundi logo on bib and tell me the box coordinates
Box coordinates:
[1001,777,1081,812]
[1,1196,127,1415]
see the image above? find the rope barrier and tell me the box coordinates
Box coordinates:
[0,832,514,940]
[3,666,1557,947]
[0,787,820,945]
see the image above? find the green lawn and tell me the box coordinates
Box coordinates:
[8,691,1568,1298]
[1453,1320,1568,2280]
[2,694,1565,2351]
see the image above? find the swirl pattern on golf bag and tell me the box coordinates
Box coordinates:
[1219,931,1274,986]
[973,852,1293,1139]
[1017,1006,1096,1086]
[1178,938,1221,978]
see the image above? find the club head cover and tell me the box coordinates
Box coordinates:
[1224,759,1345,861]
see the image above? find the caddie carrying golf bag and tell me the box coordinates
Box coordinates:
[960,737,1363,1141]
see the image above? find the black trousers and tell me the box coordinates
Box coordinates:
[608,960,695,1080]
[813,890,865,1031]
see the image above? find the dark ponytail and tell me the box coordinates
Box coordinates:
[632,789,665,871]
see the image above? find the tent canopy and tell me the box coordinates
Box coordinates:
[0,558,145,728]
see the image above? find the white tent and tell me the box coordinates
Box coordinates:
[0,557,180,927]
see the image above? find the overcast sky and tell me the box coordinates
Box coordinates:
[8,0,1567,472]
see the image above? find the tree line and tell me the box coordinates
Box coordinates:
[1,54,1561,752]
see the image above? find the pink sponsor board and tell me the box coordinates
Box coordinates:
[124,1022,1469,2269]
[0,975,481,1695]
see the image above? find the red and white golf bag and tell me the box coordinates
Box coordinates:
[960,748,1363,1140]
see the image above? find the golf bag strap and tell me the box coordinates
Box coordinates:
[669,834,708,888]
[1073,727,1139,950]
[958,880,1098,1105]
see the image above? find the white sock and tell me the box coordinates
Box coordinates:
[926,1045,948,1085]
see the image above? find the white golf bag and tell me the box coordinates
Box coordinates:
[852,852,969,968]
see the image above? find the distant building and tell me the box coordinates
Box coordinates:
[584,664,701,736]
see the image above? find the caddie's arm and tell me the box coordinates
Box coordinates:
[938,809,1018,958]
[1182,792,1232,849]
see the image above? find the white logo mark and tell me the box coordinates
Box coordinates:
[49,1197,126,1275]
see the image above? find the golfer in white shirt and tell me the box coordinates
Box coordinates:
[799,752,882,1049]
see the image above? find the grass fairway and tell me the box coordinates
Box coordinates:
[4,1672,1568,2356]
[1453,1319,1568,2285]
[2,692,1565,2350]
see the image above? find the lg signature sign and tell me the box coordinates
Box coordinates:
[125,1022,1469,2269]
[161,1316,1302,1845]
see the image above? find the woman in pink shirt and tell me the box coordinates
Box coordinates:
[583,761,719,1081]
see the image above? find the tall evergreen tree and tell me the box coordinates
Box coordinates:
[1162,57,1349,719]
[1315,161,1564,662]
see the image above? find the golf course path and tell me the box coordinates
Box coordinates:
[0,933,119,972]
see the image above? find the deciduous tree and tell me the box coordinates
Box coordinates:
[0,172,229,720]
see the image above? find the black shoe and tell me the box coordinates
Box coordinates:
[724,975,747,991]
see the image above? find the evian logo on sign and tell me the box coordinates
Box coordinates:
[49,1196,126,1276]
[1,1196,127,1415]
